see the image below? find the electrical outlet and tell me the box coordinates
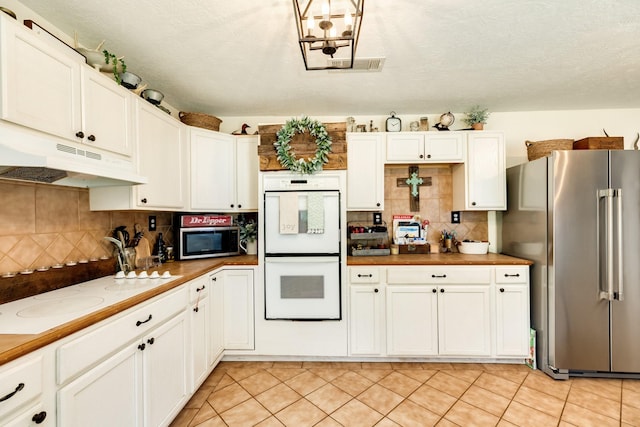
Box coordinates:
[149,215,157,231]
[451,211,461,224]
[373,212,382,225]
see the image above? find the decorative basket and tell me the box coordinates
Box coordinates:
[525,139,574,161]
[178,111,222,131]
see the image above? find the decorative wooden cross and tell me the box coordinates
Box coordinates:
[396,165,432,211]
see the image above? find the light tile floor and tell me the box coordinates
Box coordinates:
[170,361,640,427]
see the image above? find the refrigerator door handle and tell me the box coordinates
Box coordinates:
[615,188,624,301]
[598,189,615,301]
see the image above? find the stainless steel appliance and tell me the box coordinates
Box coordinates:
[174,214,239,260]
[502,150,640,379]
[262,174,342,320]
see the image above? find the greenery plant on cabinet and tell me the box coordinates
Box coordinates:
[463,105,490,130]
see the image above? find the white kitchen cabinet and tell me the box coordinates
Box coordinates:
[189,129,258,211]
[347,133,385,210]
[89,99,187,211]
[348,267,385,356]
[210,273,225,363]
[385,132,464,163]
[386,285,438,355]
[222,269,255,350]
[495,267,530,357]
[4,402,52,427]
[189,276,211,390]
[452,131,506,211]
[437,285,491,356]
[0,16,134,157]
[80,67,133,156]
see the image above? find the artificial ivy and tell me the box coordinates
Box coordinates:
[274,116,332,174]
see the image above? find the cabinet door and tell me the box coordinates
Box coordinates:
[424,133,464,162]
[386,286,438,355]
[136,101,186,209]
[189,129,234,210]
[190,278,210,390]
[496,285,529,357]
[210,273,225,364]
[235,136,259,210]
[347,133,385,210]
[438,285,491,356]
[58,344,142,427]
[385,133,424,162]
[0,18,82,141]
[143,311,189,427]
[465,132,506,210]
[223,269,255,350]
[81,67,132,156]
[349,285,384,355]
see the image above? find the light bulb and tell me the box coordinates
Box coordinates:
[344,12,353,26]
[306,15,315,36]
[322,2,330,19]
[330,27,336,37]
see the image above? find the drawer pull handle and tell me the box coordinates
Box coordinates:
[431,274,447,278]
[136,314,152,326]
[211,277,217,281]
[500,288,505,293]
[357,274,373,278]
[0,383,24,402]
[196,285,206,292]
[147,337,155,345]
[504,273,520,277]
[32,411,47,424]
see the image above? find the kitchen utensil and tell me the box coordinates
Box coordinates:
[457,241,489,254]
[142,89,164,105]
[135,235,152,268]
[131,223,143,247]
[119,71,141,89]
[114,225,130,247]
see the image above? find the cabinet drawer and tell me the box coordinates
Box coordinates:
[189,277,210,303]
[0,354,43,419]
[349,268,381,284]
[387,267,491,284]
[495,267,528,284]
[57,286,187,384]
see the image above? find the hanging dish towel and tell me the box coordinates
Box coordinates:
[279,192,299,234]
[306,192,325,234]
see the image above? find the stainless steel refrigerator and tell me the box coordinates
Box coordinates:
[502,150,640,379]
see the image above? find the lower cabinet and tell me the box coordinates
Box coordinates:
[222,269,255,350]
[189,276,211,390]
[349,265,530,359]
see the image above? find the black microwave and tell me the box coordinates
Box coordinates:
[175,226,240,260]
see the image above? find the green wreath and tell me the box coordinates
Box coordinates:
[274,116,332,174]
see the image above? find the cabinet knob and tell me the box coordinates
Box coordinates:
[87,134,96,142]
[238,204,242,208]
[427,154,432,159]
[419,154,424,159]
[211,276,217,281]
[376,202,381,207]
[500,288,505,293]
[140,198,148,204]
[193,307,199,313]
[472,202,477,206]
[432,288,437,293]
[0,382,24,402]
[147,337,155,345]
[75,131,84,138]
[32,411,47,424]
[440,288,445,293]
[230,204,234,208]
[374,288,379,293]
[138,343,146,351]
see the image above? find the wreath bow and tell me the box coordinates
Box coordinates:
[274,116,332,174]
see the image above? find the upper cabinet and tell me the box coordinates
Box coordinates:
[452,131,506,211]
[90,99,187,211]
[0,15,133,157]
[188,128,258,212]
[385,132,464,163]
[347,133,385,211]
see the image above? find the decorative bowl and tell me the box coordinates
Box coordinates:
[142,89,164,105]
[457,241,489,254]
[119,71,141,89]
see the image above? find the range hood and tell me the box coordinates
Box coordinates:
[0,121,147,187]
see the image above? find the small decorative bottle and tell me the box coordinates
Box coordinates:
[154,233,167,263]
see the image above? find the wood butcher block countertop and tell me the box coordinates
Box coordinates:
[0,255,257,366]
[347,253,533,266]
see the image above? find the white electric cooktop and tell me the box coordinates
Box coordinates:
[0,272,181,335]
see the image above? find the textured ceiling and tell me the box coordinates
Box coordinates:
[18,0,640,116]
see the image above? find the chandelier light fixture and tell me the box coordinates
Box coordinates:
[293,0,364,70]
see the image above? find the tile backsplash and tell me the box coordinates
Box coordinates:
[347,164,488,244]
[0,180,173,275]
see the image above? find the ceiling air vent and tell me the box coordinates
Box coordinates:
[328,57,385,73]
